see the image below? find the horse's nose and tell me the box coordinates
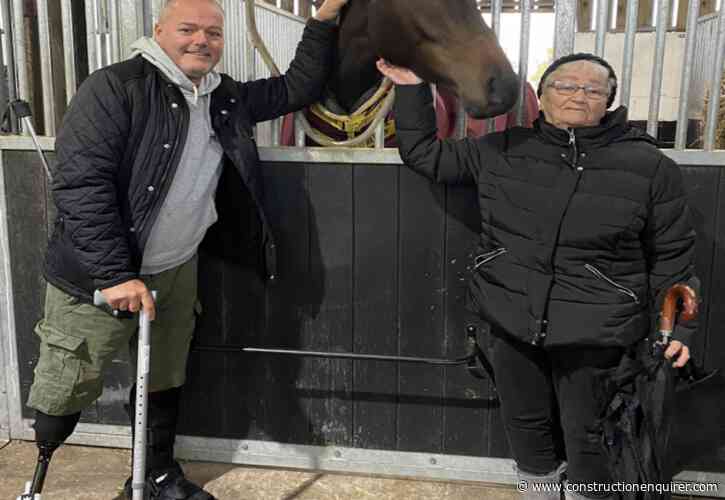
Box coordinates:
[487,72,519,113]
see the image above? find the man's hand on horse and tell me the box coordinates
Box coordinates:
[314,0,349,22]
[376,59,423,85]
[664,340,691,368]
[101,279,156,320]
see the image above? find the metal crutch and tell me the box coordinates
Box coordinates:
[9,100,53,183]
[94,290,157,500]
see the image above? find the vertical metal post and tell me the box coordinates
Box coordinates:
[454,102,468,139]
[554,0,577,59]
[703,3,725,150]
[11,0,28,134]
[142,0,153,37]
[245,6,258,139]
[92,0,105,68]
[60,0,77,103]
[0,0,19,132]
[647,0,671,138]
[487,0,503,134]
[271,118,281,146]
[595,0,610,56]
[620,0,639,108]
[109,0,121,64]
[516,0,532,126]
[295,113,306,147]
[36,0,56,135]
[674,0,701,149]
[85,0,99,72]
[374,120,385,148]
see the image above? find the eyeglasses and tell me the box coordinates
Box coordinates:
[547,80,609,100]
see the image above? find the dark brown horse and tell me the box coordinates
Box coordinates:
[330,0,518,118]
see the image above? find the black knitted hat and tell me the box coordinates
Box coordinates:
[537,53,618,108]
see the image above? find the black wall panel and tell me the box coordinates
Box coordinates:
[4,153,722,472]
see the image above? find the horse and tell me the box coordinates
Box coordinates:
[281,0,536,146]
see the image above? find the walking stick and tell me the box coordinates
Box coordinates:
[94,291,157,500]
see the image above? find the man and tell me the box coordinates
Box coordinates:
[26,0,346,498]
[378,54,697,500]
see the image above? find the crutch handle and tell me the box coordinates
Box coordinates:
[93,289,133,319]
[9,100,32,119]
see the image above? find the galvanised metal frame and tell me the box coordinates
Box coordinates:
[0,138,723,494]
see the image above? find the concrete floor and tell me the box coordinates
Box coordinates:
[0,439,518,500]
[2,440,716,499]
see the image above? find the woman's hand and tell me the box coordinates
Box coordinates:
[664,340,690,368]
[376,59,423,85]
[314,0,348,22]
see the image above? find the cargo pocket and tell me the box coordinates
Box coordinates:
[30,320,87,413]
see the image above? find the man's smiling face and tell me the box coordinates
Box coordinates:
[154,0,225,85]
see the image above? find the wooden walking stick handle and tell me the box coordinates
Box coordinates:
[659,284,698,342]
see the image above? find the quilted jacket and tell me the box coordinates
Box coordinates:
[44,19,336,300]
[394,84,698,348]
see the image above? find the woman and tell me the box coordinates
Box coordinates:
[378,53,697,500]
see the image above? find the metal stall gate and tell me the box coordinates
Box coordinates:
[1,139,724,491]
[1,0,725,493]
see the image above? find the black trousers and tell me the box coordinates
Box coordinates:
[489,331,624,488]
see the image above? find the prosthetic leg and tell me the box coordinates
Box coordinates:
[17,411,81,499]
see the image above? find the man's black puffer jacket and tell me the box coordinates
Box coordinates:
[44,19,336,301]
[394,84,697,348]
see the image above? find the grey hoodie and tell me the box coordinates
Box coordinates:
[129,37,223,275]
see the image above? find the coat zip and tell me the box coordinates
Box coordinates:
[473,248,507,269]
[535,129,583,344]
[584,264,640,304]
[568,128,578,167]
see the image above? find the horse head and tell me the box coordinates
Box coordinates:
[330,0,519,119]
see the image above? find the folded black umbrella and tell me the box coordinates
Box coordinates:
[596,284,715,500]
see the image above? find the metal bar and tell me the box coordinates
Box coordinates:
[93,0,105,68]
[109,0,121,64]
[553,0,577,58]
[271,118,281,146]
[647,0,671,138]
[295,112,306,147]
[0,150,27,442]
[516,0,532,125]
[36,0,56,135]
[454,102,468,139]
[102,0,112,67]
[594,0,609,56]
[488,0,503,134]
[60,0,77,104]
[703,3,725,150]
[142,0,153,37]
[674,0,701,150]
[242,348,474,366]
[0,0,12,132]
[11,0,28,134]
[85,0,99,72]
[374,120,385,148]
[620,0,639,108]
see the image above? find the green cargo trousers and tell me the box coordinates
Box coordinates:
[27,255,198,416]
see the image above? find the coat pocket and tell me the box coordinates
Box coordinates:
[473,248,508,270]
[584,264,640,304]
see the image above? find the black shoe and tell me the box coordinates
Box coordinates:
[124,461,215,500]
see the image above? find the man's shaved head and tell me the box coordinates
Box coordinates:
[158,0,224,25]
[155,0,225,84]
